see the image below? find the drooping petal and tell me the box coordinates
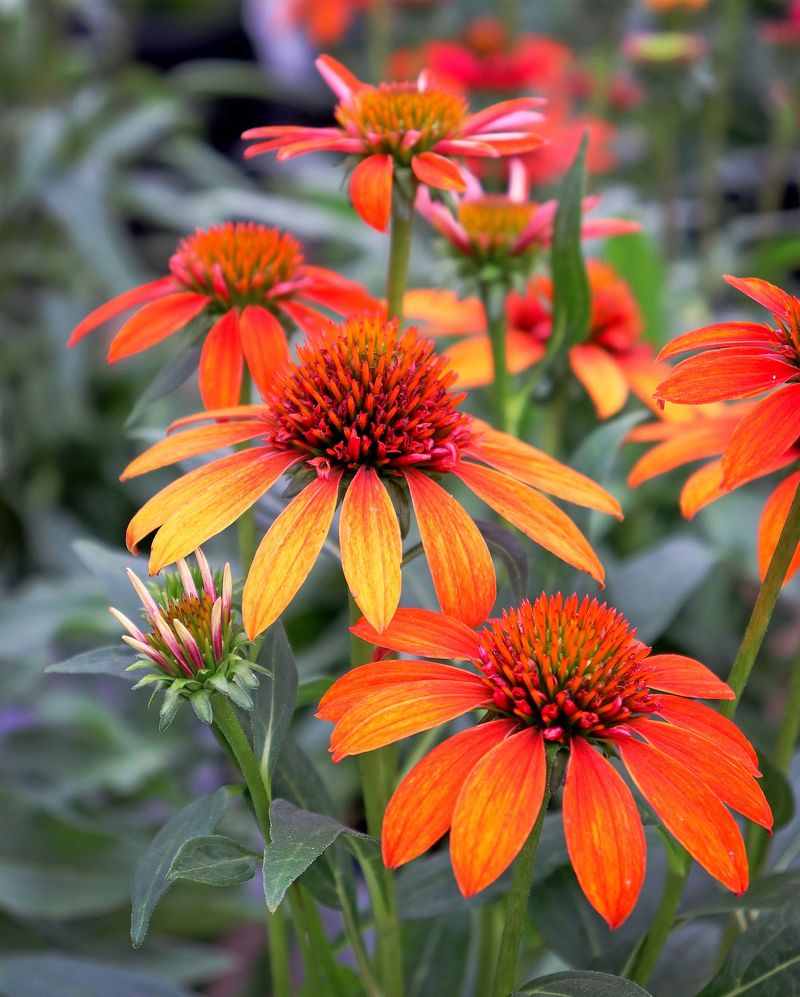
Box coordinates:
[455,462,605,585]
[657,322,778,361]
[411,152,467,191]
[563,738,646,929]
[450,728,546,897]
[722,385,800,488]
[350,607,482,661]
[67,277,179,347]
[339,467,402,633]
[107,293,211,362]
[328,676,492,761]
[444,332,542,387]
[613,734,748,894]
[349,154,393,232]
[461,97,546,136]
[405,470,496,626]
[242,471,343,639]
[680,460,727,519]
[383,720,516,867]
[198,310,244,409]
[239,305,290,400]
[653,695,759,773]
[723,274,791,319]
[627,421,735,488]
[646,654,735,700]
[655,351,798,404]
[758,472,800,583]
[120,421,268,480]
[569,344,630,419]
[469,421,622,518]
[629,719,772,829]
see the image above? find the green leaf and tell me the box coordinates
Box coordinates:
[546,132,590,364]
[0,954,189,997]
[603,231,664,346]
[251,622,298,780]
[396,851,507,920]
[475,518,529,602]
[167,834,258,888]
[130,788,230,948]
[296,675,334,709]
[571,411,647,487]
[515,970,652,996]
[0,860,130,920]
[45,645,135,678]
[262,799,376,913]
[684,870,800,918]
[697,901,800,996]
[125,339,203,428]
[405,913,471,997]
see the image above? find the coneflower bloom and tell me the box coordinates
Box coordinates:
[319,595,771,927]
[122,315,620,638]
[110,549,257,728]
[241,56,546,232]
[67,221,376,408]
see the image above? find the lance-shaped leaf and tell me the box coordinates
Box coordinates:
[46,645,136,678]
[168,834,259,888]
[251,622,298,780]
[516,970,652,996]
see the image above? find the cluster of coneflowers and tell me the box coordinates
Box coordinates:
[64,47,800,997]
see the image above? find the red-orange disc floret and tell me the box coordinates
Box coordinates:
[477,593,657,741]
[168,222,304,308]
[261,315,475,475]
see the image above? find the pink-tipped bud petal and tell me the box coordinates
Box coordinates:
[109,606,146,642]
[126,568,161,621]
[222,563,232,619]
[173,618,205,672]
[177,558,198,599]
[211,598,224,659]
[194,547,216,601]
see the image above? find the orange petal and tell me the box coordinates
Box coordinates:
[279,300,333,342]
[630,719,772,830]
[653,695,759,773]
[67,277,179,347]
[126,447,291,553]
[627,421,733,488]
[148,450,298,572]
[723,274,791,319]
[403,289,486,335]
[241,472,342,638]
[383,720,516,867]
[657,322,778,361]
[315,53,364,101]
[198,310,244,409]
[455,462,605,585]
[469,420,622,518]
[328,675,491,761]
[239,305,290,401]
[107,292,211,362]
[121,421,268,480]
[339,467,402,633]
[613,734,748,894]
[569,344,629,419]
[450,728,546,897]
[318,660,476,722]
[444,335,494,388]
[563,738,646,929]
[404,470,496,626]
[758,472,800,584]
[656,351,797,404]
[646,654,734,700]
[722,385,800,488]
[350,607,481,661]
[168,404,269,431]
[680,460,726,519]
[411,151,467,192]
[350,154,393,232]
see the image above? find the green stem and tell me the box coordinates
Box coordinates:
[481,281,512,433]
[237,370,258,572]
[386,176,416,321]
[491,761,551,997]
[212,695,271,836]
[367,0,392,80]
[266,904,292,997]
[475,904,501,997]
[291,886,349,997]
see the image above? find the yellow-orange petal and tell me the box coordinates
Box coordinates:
[656,351,798,405]
[350,607,481,661]
[198,310,243,409]
[627,421,733,488]
[350,154,393,232]
[239,305,290,401]
[653,695,759,773]
[614,734,748,894]
[450,727,546,897]
[445,333,540,388]
[148,450,297,572]
[657,322,777,361]
[121,421,268,480]
[758,472,800,584]
[403,289,486,335]
[67,277,179,347]
[722,385,800,489]
[168,404,269,432]
[411,151,466,192]
[404,469,496,627]
[469,420,622,518]
[339,467,402,633]
[646,654,735,700]
[680,460,726,519]
[569,344,629,419]
[107,292,211,362]
[242,471,342,639]
[383,720,516,867]
[563,738,646,929]
[455,462,605,585]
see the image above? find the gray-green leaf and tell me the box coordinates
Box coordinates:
[168,834,258,888]
[251,622,298,780]
[515,970,652,996]
[46,645,136,678]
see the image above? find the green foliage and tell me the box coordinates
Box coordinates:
[516,971,652,996]
[250,622,298,780]
[168,834,259,888]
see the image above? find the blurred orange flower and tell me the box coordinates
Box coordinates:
[642,0,709,11]
[123,315,620,637]
[242,56,545,231]
[281,0,369,46]
[67,222,375,408]
[319,594,770,926]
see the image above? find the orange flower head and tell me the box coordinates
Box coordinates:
[320,599,771,928]
[456,196,537,253]
[242,56,545,231]
[123,313,622,639]
[476,595,656,741]
[66,221,376,409]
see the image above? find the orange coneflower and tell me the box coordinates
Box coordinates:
[122,315,621,637]
[319,594,771,927]
[67,222,376,408]
[241,56,545,232]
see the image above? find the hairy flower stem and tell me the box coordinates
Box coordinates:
[386,177,417,321]
[481,281,512,434]
[627,840,689,986]
[236,370,258,572]
[350,595,404,997]
[491,760,552,997]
